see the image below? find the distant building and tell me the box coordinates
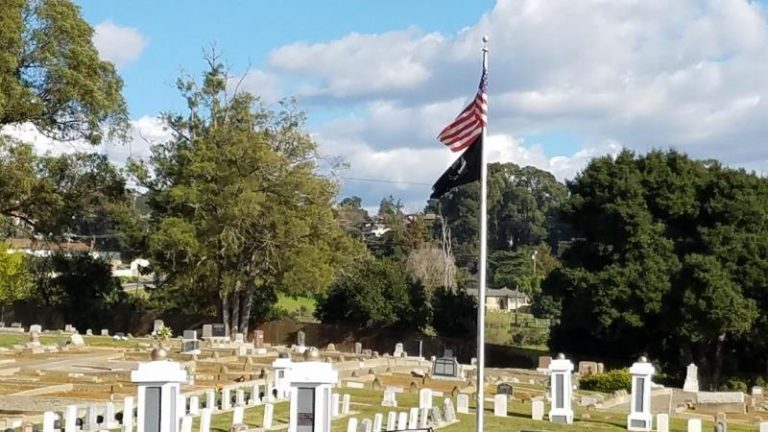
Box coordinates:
[465,287,531,311]
[6,237,92,256]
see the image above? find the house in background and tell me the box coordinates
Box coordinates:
[465,287,531,311]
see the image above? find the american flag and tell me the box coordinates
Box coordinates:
[437,67,488,152]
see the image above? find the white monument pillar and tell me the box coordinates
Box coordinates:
[131,348,188,432]
[272,355,294,400]
[627,356,655,431]
[288,361,338,432]
[548,353,574,424]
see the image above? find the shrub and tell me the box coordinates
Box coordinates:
[720,378,747,393]
[579,369,632,393]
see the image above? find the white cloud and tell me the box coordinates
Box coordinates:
[1,116,171,167]
[264,0,768,208]
[92,21,148,67]
[227,70,283,105]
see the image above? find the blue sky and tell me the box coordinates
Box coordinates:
[47,0,768,211]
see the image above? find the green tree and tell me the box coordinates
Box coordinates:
[0,241,30,322]
[545,150,768,387]
[0,0,128,143]
[134,56,361,336]
[427,162,567,268]
[336,196,369,238]
[315,256,426,330]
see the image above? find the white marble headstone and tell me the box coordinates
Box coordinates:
[656,413,669,432]
[262,403,274,429]
[494,394,507,417]
[346,418,358,432]
[419,388,433,409]
[531,399,545,421]
[408,408,418,429]
[386,412,396,431]
[687,418,702,432]
[457,394,469,414]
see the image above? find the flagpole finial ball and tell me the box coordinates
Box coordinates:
[482,35,489,43]
[557,353,565,360]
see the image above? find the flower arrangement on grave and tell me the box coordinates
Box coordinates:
[153,326,173,344]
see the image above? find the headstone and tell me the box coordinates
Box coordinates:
[419,388,433,409]
[189,396,200,416]
[361,419,372,432]
[180,416,192,432]
[408,408,418,429]
[627,357,654,431]
[64,406,78,432]
[578,361,598,376]
[393,343,404,357]
[104,402,118,428]
[211,323,226,338]
[101,329,109,336]
[457,394,469,414]
[346,418,357,432]
[537,356,552,370]
[325,343,335,351]
[221,388,231,410]
[232,407,244,425]
[548,354,574,424]
[235,389,245,407]
[683,363,699,392]
[70,334,85,346]
[494,394,507,417]
[86,405,99,430]
[443,398,456,423]
[433,357,460,378]
[253,330,264,348]
[396,412,407,431]
[430,406,443,425]
[152,320,164,333]
[234,333,245,344]
[199,409,212,432]
[262,403,274,429]
[372,413,383,432]
[687,418,701,432]
[656,413,669,432]
[206,390,215,411]
[381,390,397,407]
[332,393,340,418]
[496,383,513,395]
[297,330,306,347]
[43,412,56,432]
[753,386,764,396]
[123,396,134,432]
[131,359,188,432]
[354,342,362,354]
[760,422,768,432]
[342,394,351,415]
[419,408,429,428]
[30,324,42,333]
[202,325,213,339]
[386,412,396,431]
[65,324,75,333]
[249,384,260,405]
[531,399,545,421]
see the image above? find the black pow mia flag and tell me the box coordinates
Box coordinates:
[430,136,482,199]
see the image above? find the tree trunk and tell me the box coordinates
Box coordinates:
[231,283,241,336]
[712,334,726,389]
[240,276,256,337]
[222,293,230,337]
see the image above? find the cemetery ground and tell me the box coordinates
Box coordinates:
[1,326,765,432]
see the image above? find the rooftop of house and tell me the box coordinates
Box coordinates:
[6,237,91,253]
[464,286,530,300]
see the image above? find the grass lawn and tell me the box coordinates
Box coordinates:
[276,293,316,318]
[486,310,550,351]
[196,388,755,432]
[0,332,150,349]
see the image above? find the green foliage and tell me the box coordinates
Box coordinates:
[579,369,632,393]
[153,326,173,341]
[0,0,128,143]
[315,257,428,330]
[720,378,748,393]
[427,287,477,338]
[0,241,30,315]
[428,162,567,269]
[29,253,131,330]
[133,56,362,334]
[545,149,768,387]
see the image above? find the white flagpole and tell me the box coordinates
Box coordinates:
[476,35,489,432]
